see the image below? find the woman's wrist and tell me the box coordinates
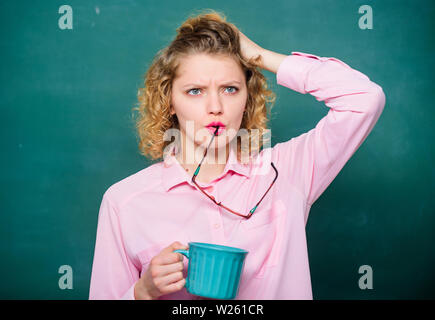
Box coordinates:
[134,280,154,300]
[258,48,287,74]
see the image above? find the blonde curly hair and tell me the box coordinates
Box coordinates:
[132,9,276,163]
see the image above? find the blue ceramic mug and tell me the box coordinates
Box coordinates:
[174,242,248,299]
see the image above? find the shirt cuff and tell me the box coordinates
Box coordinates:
[276,51,322,94]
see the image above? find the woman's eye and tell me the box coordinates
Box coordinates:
[225,86,238,94]
[187,88,201,95]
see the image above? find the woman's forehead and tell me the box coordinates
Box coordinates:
[174,53,244,81]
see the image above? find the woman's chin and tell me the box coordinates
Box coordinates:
[198,137,230,149]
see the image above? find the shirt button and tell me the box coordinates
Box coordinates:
[214,223,220,229]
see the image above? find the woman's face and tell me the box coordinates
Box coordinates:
[170,53,248,158]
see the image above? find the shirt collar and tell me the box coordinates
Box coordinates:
[161,144,251,192]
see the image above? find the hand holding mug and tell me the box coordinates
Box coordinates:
[134,241,188,300]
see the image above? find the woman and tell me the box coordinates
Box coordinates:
[89,10,385,300]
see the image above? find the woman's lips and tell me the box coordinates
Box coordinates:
[206,126,225,136]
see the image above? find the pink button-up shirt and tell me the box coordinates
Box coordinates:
[89,51,386,300]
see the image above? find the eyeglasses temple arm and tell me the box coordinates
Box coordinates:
[192,126,219,181]
[249,162,278,215]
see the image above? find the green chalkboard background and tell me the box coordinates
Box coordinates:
[1,0,434,299]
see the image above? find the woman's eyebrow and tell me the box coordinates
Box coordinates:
[182,81,241,88]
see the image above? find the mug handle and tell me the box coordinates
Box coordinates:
[174,249,190,289]
[174,249,189,259]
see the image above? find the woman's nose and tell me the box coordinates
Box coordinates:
[206,90,224,114]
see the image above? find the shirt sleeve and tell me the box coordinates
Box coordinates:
[89,191,140,300]
[273,51,386,218]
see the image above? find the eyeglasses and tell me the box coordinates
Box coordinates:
[191,126,278,219]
